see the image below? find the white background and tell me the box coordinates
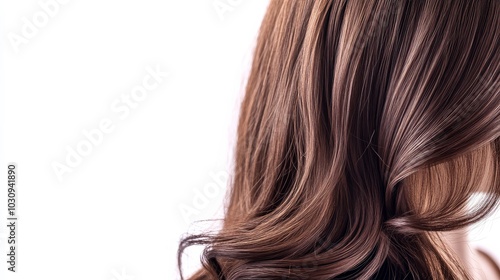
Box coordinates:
[0,1,269,279]
[0,1,498,280]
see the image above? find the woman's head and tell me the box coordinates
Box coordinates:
[180,0,500,279]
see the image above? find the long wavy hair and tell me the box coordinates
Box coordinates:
[179,0,500,279]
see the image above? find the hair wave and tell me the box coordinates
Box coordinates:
[179,0,500,279]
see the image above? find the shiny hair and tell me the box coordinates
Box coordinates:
[179,0,500,279]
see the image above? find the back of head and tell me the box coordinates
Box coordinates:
[179,0,500,279]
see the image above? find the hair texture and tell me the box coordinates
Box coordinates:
[179,0,500,279]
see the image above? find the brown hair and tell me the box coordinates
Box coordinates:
[179,0,500,279]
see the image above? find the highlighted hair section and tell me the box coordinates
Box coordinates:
[179,0,500,279]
